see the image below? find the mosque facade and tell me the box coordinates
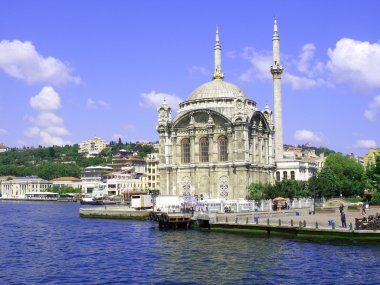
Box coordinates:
[157,21,284,199]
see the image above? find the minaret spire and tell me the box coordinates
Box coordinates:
[270,17,284,161]
[212,25,224,81]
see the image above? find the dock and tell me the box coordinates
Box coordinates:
[149,211,193,229]
[196,208,380,241]
[80,206,150,220]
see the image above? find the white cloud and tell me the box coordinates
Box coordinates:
[139,90,182,111]
[352,139,377,149]
[239,47,272,82]
[30,86,61,111]
[189,66,209,76]
[86,98,110,110]
[298,44,316,73]
[238,46,326,90]
[39,130,71,146]
[283,73,320,90]
[45,126,70,136]
[327,38,380,88]
[0,40,80,85]
[294,129,323,143]
[30,112,64,128]
[86,98,97,109]
[0,128,8,136]
[364,95,380,122]
[26,86,71,146]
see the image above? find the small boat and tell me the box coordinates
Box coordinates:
[80,197,101,205]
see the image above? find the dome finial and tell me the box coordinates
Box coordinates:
[212,25,224,81]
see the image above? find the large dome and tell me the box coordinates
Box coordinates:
[187,80,248,101]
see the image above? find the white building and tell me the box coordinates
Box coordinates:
[275,159,317,181]
[50,177,82,190]
[78,137,108,157]
[105,172,147,196]
[145,153,159,191]
[80,166,113,196]
[0,144,8,153]
[0,176,52,198]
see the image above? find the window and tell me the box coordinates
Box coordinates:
[218,136,228,161]
[199,137,209,162]
[291,171,295,180]
[181,138,190,163]
[283,171,288,180]
[276,171,280,181]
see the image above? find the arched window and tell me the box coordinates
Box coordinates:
[283,171,288,180]
[181,138,190,163]
[218,136,228,161]
[276,171,280,181]
[199,137,209,162]
[291,171,295,180]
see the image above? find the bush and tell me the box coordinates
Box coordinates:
[347,205,359,211]
[371,191,380,205]
[344,197,364,203]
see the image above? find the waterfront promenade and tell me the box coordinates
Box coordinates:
[211,206,380,230]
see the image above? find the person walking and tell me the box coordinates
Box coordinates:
[339,203,344,214]
[341,211,347,228]
[361,203,366,215]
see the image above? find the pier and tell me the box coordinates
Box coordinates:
[79,206,150,220]
[149,211,193,229]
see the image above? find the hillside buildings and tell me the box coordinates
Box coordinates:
[78,137,108,158]
[363,148,380,168]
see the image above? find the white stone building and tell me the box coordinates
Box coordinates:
[0,176,52,198]
[157,26,275,200]
[78,137,108,157]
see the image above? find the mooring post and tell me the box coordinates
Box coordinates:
[226,216,228,223]
[291,219,294,227]
[316,221,318,229]
[267,218,270,225]
[235,216,238,224]
[332,221,335,230]
[246,217,249,224]
[303,220,306,228]
[278,219,281,226]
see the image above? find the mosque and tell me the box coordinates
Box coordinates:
[157,19,285,200]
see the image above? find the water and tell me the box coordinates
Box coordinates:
[0,202,379,285]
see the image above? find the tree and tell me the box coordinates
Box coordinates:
[247,183,267,201]
[309,166,339,199]
[324,153,365,197]
[366,156,380,191]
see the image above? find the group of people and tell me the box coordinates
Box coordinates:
[272,201,289,211]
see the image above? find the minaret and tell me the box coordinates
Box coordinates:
[270,17,284,161]
[212,25,224,81]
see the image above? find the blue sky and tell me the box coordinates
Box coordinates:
[0,0,379,156]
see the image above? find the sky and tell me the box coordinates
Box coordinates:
[0,0,379,156]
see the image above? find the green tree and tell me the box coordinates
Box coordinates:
[247,183,267,201]
[325,153,365,197]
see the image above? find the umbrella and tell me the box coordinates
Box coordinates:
[273,197,287,202]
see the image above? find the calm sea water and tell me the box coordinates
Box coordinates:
[0,201,379,285]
